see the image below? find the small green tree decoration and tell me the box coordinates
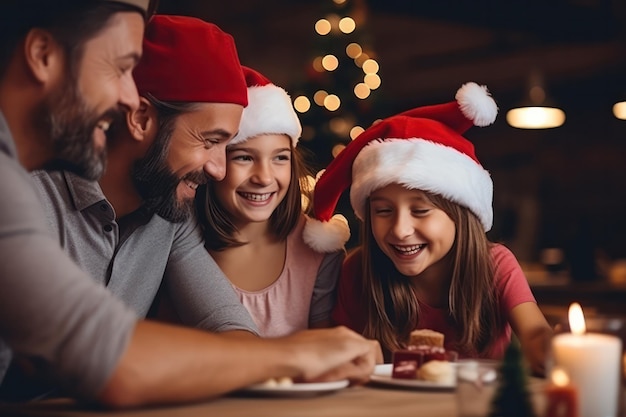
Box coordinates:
[489,339,536,417]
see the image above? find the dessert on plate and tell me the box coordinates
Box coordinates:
[409,328,445,348]
[418,360,455,385]
[391,329,457,383]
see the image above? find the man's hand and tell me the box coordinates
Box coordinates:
[280,326,379,385]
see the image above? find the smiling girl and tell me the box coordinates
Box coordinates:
[309,82,552,374]
[196,67,349,337]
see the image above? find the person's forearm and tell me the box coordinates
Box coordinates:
[508,302,553,376]
[97,321,298,407]
[522,325,553,376]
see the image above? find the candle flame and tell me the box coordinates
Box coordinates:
[568,302,586,335]
[551,367,570,387]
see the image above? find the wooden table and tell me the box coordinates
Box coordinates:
[0,378,549,417]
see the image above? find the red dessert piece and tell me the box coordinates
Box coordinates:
[391,349,422,379]
[419,345,446,362]
[391,345,458,379]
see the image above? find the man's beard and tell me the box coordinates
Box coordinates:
[131,127,207,223]
[43,74,123,181]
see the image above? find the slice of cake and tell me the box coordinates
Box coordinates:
[409,329,445,348]
[391,347,426,379]
[391,329,457,382]
[391,345,452,380]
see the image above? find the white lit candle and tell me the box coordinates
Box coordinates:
[551,303,622,417]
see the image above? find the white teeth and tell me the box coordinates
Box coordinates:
[240,192,272,202]
[97,121,111,132]
[185,180,198,190]
[392,244,425,255]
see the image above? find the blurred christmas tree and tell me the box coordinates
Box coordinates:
[290,0,386,248]
[291,0,385,171]
[489,340,536,417]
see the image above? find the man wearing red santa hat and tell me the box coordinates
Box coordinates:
[31,15,257,337]
[6,14,378,406]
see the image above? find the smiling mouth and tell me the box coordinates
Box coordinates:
[184,180,199,190]
[392,244,426,255]
[238,192,273,202]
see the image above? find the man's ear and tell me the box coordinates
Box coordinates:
[127,97,158,142]
[23,28,63,85]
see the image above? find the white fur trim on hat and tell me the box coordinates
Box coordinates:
[350,138,493,231]
[230,84,302,145]
[303,214,350,253]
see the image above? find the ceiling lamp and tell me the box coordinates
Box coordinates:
[506,71,565,129]
[613,101,626,120]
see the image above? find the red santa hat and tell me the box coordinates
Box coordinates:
[133,15,248,106]
[305,82,497,251]
[229,66,301,145]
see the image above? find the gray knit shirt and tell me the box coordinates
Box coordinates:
[0,112,137,399]
[30,169,258,334]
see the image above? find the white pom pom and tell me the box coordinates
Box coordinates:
[455,82,498,127]
[302,214,350,253]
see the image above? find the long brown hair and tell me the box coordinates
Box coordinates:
[197,140,311,251]
[361,190,504,357]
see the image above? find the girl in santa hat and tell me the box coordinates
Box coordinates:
[196,67,350,337]
[308,82,552,374]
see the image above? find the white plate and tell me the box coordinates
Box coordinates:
[239,379,350,397]
[369,364,456,390]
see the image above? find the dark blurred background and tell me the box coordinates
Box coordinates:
[157,0,626,284]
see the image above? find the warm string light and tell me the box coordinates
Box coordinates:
[354,52,369,67]
[362,59,378,74]
[314,19,331,35]
[314,90,328,106]
[293,96,310,113]
[346,42,362,58]
[312,56,324,72]
[295,0,383,148]
[332,144,346,157]
[339,17,356,33]
[350,126,364,139]
[322,55,339,71]
[364,73,381,89]
[324,94,341,111]
[354,83,370,99]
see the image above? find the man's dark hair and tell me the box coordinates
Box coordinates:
[0,0,148,78]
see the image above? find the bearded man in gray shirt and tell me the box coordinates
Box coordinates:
[6,16,258,401]
[0,4,378,408]
[31,15,258,334]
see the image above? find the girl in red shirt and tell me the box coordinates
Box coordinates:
[306,82,552,374]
